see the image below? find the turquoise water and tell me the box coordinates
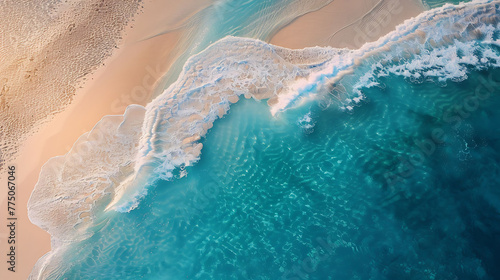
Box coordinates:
[28,0,500,279]
[423,0,472,8]
[57,69,500,279]
[154,0,332,95]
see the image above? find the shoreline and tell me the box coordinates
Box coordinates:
[0,0,210,279]
[270,0,424,49]
[1,0,425,279]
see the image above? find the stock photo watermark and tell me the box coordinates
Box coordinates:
[281,233,351,280]
[177,174,222,223]
[352,0,404,48]
[110,63,164,114]
[384,72,500,186]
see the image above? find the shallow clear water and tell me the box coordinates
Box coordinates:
[57,67,500,279]
[423,0,472,8]
[28,1,500,279]
[155,0,331,94]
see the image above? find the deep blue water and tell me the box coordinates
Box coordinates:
[56,67,500,280]
[27,1,500,279]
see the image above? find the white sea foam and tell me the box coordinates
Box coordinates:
[28,105,146,244]
[111,38,342,211]
[298,111,316,134]
[28,1,500,278]
[274,0,500,111]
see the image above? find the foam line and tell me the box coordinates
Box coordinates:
[28,1,500,278]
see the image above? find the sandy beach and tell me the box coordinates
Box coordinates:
[271,0,424,49]
[0,0,209,279]
[0,0,424,279]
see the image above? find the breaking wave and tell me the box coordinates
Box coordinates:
[28,0,500,278]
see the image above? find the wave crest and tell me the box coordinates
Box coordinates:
[28,1,500,278]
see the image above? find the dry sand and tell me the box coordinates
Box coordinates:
[271,0,425,49]
[0,0,424,279]
[0,0,210,279]
[0,0,141,168]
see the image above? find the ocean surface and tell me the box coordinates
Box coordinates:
[28,0,500,279]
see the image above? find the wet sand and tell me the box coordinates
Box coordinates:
[271,0,424,49]
[0,0,210,279]
[0,0,424,279]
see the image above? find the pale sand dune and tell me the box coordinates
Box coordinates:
[271,0,425,49]
[0,0,426,279]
